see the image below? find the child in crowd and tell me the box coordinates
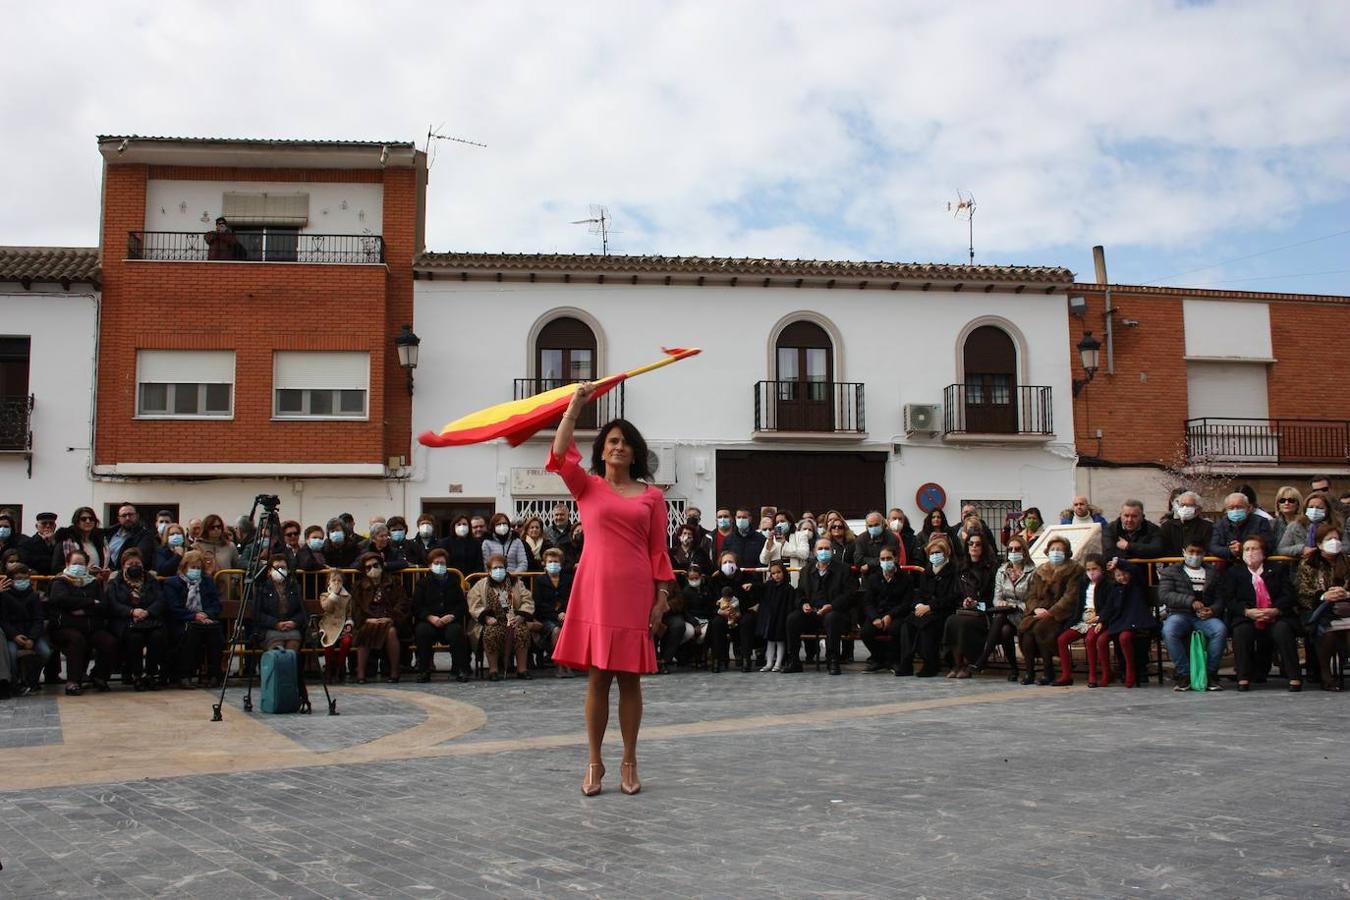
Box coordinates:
[1093,559,1154,688]
[318,570,353,684]
[756,561,793,672]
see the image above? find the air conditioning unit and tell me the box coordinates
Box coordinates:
[647,443,677,486]
[904,403,941,436]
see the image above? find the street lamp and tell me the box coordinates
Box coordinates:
[395,324,420,395]
[1072,331,1101,397]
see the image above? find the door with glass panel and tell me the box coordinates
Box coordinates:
[536,317,598,428]
[775,321,833,431]
[962,325,1017,433]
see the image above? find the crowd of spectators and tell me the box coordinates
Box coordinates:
[0,477,1347,699]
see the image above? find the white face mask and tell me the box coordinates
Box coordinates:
[1175,505,1197,521]
[271,568,287,581]
[721,562,737,577]
[419,523,434,537]
[430,562,448,576]
[1006,552,1024,565]
[1322,538,1344,555]
[889,519,903,532]
[495,524,511,537]
[455,524,470,537]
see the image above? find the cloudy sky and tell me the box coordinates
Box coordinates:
[3,1,1349,293]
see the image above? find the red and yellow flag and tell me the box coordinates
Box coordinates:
[418,347,701,448]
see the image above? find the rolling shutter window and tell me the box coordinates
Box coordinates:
[137,350,234,384]
[222,192,310,226]
[274,351,369,390]
[1186,361,1269,420]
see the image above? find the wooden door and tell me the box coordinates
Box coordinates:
[962,326,1017,433]
[775,321,833,431]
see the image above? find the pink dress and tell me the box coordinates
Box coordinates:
[546,441,675,673]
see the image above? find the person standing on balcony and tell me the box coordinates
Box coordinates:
[205,216,239,260]
[1209,493,1273,563]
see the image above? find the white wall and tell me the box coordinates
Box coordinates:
[1183,299,1272,360]
[409,280,1079,523]
[0,286,98,522]
[144,180,384,236]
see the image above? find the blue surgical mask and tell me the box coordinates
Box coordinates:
[0,526,10,539]
[735,517,750,532]
[14,578,30,591]
[308,537,324,551]
[1306,507,1326,523]
[1226,509,1248,524]
[868,524,883,538]
[67,564,88,579]
[1007,552,1024,565]
[1183,554,1204,569]
[880,560,896,573]
[816,549,833,563]
[717,517,731,529]
[168,533,185,547]
[390,529,406,542]
[545,561,562,576]
[929,552,947,568]
[329,530,346,544]
[430,562,448,576]
[185,568,203,583]
[1048,550,1066,565]
[490,566,507,582]
[775,522,790,534]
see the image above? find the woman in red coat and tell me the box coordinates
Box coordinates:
[548,382,674,797]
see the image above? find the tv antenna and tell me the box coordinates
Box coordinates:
[947,190,976,264]
[571,205,612,255]
[424,123,487,170]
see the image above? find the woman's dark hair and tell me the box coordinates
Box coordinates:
[1083,552,1106,569]
[919,508,950,539]
[1022,507,1043,524]
[70,506,98,528]
[591,419,652,481]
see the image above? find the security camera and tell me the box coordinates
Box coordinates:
[116,139,128,153]
[1122,318,1141,328]
[1068,296,1087,317]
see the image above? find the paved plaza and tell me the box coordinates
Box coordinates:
[0,665,1346,899]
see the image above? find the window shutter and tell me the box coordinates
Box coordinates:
[222,192,310,226]
[273,351,369,390]
[137,350,235,383]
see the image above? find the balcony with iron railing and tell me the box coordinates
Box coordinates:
[1185,418,1350,466]
[942,384,1053,441]
[513,378,625,432]
[753,380,866,436]
[127,231,385,264]
[0,394,34,476]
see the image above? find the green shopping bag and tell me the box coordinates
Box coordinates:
[1189,630,1208,692]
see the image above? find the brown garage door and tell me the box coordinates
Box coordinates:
[716,450,887,519]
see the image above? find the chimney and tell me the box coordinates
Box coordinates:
[1092,245,1109,284]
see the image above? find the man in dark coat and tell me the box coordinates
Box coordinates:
[105,503,158,571]
[785,538,853,675]
[1159,491,1214,556]
[19,512,58,576]
[1103,500,1165,560]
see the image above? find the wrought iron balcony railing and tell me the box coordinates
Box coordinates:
[943,384,1053,435]
[127,231,385,264]
[1185,418,1350,465]
[753,381,866,433]
[0,394,32,453]
[513,378,624,431]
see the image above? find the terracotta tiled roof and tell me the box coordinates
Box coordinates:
[97,135,414,148]
[415,252,1074,284]
[0,246,100,286]
[1072,282,1350,305]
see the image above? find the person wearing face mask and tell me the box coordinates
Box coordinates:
[680,507,714,558]
[321,516,360,570]
[724,508,767,581]
[0,509,26,561]
[379,516,425,570]
[1208,492,1272,564]
[671,523,713,580]
[972,535,1033,680]
[758,510,798,568]
[47,549,117,695]
[849,511,901,578]
[1276,492,1340,560]
[897,535,961,678]
[1047,553,1105,687]
[1015,536,1086,685]
[1158,539,1227,692]
[531,547,573,676]
[1088,559,1155,688]
[1160,490,1215,556]
[105,549,167,691]
[1011,507,1045,548]
[351,550,410,683]
[944,532,998,678]
[254,553,305,651]
[1223,536,1300,692]
[666,563,715,669]
[466,552,535,682]
[860,548,913,673]
[0,564,52,696]
[1297,523,1350,690]
[785,539,853,675]
[154,523,190,578]
[163,550,224,689]
[481,512,529,574]
[295,525,329,573]
[712,507,735,560]
[413,514,440,558]
[886,508,919,566]
[317,571,353,685]
[438,515,484,576]
[412,548,470,683]
[708,551,756,672]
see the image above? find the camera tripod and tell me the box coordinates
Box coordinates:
[211,493,338,720]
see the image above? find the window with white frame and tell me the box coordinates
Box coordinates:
[136,350,234,418]
[273,351,369,419]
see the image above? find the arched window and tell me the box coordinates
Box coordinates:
[536,315,598,426]
[774,320,834,431]
[961,325,1017,433]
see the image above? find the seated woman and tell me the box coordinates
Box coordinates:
[105,548,167,691]
[1016,536,1085,685]
[0,564,53,695]
[671,523,713,581]
[317,571,353,685]
[1270,485,1304,550]
[254,552,306,651]
[521,516,550,571]
[154,523,189,578]
[897,535,960,677]
[481,513,529,574]
[944,532,997,678]
[708,550,755,672]
[1224,535,1301,692]
[918,509,953,557]
[351,550,410,683]
[51,506,109,575]
[296,525,329,571]
[531,548,572,677]
[1296,523,1349,691]
[1090,560,1155,688]
[1276,491,1339,559]
[973,534,1033,680]
[195,514,240,572]
[46,549,118,695]
[383,516,425,571]
[860,547,913,673]
[412,548,470,683]
[162,550,224,688]
[322,517,361,570]
[440,515,484,576]
[466,553,535,681]
[1050,553,1105,686]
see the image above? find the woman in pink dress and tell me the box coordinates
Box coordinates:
[548,383,674,796]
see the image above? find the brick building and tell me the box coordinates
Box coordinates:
[1067,250,1350,518]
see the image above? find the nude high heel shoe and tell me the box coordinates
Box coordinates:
[619,761,641,795]
[582,762,605,796]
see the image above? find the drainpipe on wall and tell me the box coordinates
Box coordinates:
[1092,245,1114,376]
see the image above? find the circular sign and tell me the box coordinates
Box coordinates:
[916,482,947,513]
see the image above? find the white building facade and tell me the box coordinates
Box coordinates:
[409,254,1080,540]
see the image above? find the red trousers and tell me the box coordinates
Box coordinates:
[324,634,352,672]
[1087,629,1136,687]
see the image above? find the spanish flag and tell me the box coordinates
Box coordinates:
[418,347,701,447]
